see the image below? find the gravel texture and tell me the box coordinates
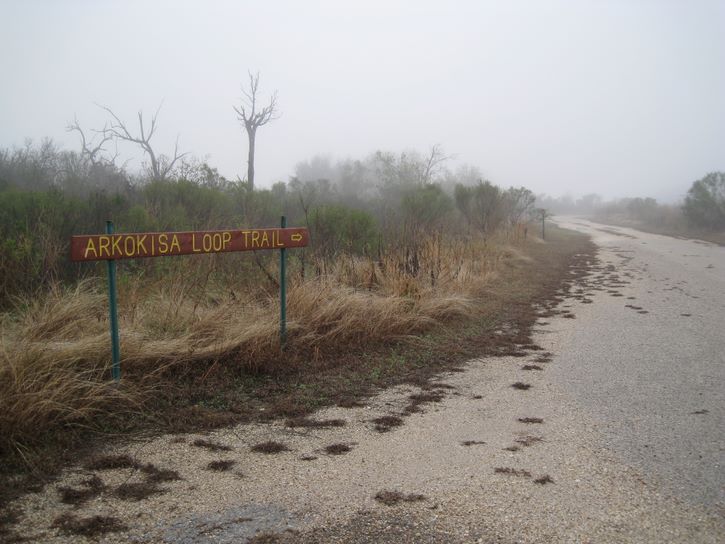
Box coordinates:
[8,218,725,543]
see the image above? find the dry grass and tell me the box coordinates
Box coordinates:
[374,490,427,506]
[494,467,532,478]
[191,439,232,452]
[324,443,352,455]
[0,224,597,513]
[51,513,127,537]
[285,417,346,429]
[206,460,236,472]
[0,233,498,460]
[251,441,290,454]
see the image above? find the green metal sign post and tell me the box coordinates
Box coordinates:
[105,221,121,382]
[279,215,287,347]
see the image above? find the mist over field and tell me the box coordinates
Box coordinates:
[3,3,725,542]
[1,0,723,202]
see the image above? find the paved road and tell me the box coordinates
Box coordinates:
[551,217,725,511]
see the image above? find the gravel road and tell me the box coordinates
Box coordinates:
[10,219,725,543]
[550,217,724,511]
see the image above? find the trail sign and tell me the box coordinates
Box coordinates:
[72,220,307,382]
[71,227,308,262]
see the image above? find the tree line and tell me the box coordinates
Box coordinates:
[0,137,536,308]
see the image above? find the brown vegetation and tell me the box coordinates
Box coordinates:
[251,441,290,454]
[0,225,595,517]
[374,490,427,506]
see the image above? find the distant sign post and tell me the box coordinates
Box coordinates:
[71,218,309,381]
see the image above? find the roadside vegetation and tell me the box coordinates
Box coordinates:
[539,172,725,244]
[0,137,568,472]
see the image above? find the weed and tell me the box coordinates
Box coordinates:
[324,443,351,455]
[52,513,127,537]
[534,475,554,485]
[461,440,485,446]
[374,490,427,506]
[503,446,520,452]
[515,435,543,447]
[192,439,232,452]
[251,441,290,454]
[691,409,708,415]
[84,454,139,471]
[408,392,444,404]
[522,365,543,371]
[285,418,346,429]
[511,382,531,390]
[114,482,165,501]
[140,463,181,483]
[371,415,404,432]
[206,460,236,472]
[517,417,544,424]
[57,475,104,505]
[248,533,282,543]
[494,467,531,477]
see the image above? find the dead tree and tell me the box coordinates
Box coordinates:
[66,116,116,167]
[99,104,186,181]
[421,144,450,184]
[233,72,279,191]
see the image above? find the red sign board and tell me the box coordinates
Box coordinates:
[71,227,309,262]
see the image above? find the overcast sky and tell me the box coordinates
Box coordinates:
[1,0,723,201]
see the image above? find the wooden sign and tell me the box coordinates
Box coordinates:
[71,227,309,262]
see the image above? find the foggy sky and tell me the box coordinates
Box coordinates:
[1,0,723,201]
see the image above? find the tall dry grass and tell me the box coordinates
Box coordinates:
[0,231,520,457]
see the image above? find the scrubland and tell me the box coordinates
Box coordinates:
[0,142,593,511]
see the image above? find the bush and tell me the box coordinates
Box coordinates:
[310,204,378,258]
[683,172,725,230]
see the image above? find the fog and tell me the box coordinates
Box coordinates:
[1,0,723,201]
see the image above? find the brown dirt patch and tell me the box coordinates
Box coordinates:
[206,460,236,472]
[251,441,290,454]
[494,467,532,477]
[192,439,233,452]
[374,490,427,506]
[324,443,352,455]
[285,418,346,429]
[51,513,127,537]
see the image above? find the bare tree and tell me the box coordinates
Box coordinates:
[233,71,279,191]
[421,144,450,184]
[66,116,116,167]
[98,104,186,181]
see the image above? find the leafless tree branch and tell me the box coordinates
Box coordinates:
[97,103,187,181]
[66,116,115,167]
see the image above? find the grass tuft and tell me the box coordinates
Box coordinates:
[494,467,532,477]
[251,441,290,454]
[84,454,139,471]
[192,439,232,452]
[206,460,236,472]
[374,490,427,506]
[517,417,544,424]
[52,513,127,537]
[285,417,346,429]
[371,415,404,432]
[57,475,105,505]
[324,443,351,455]
[113,482,165,501]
